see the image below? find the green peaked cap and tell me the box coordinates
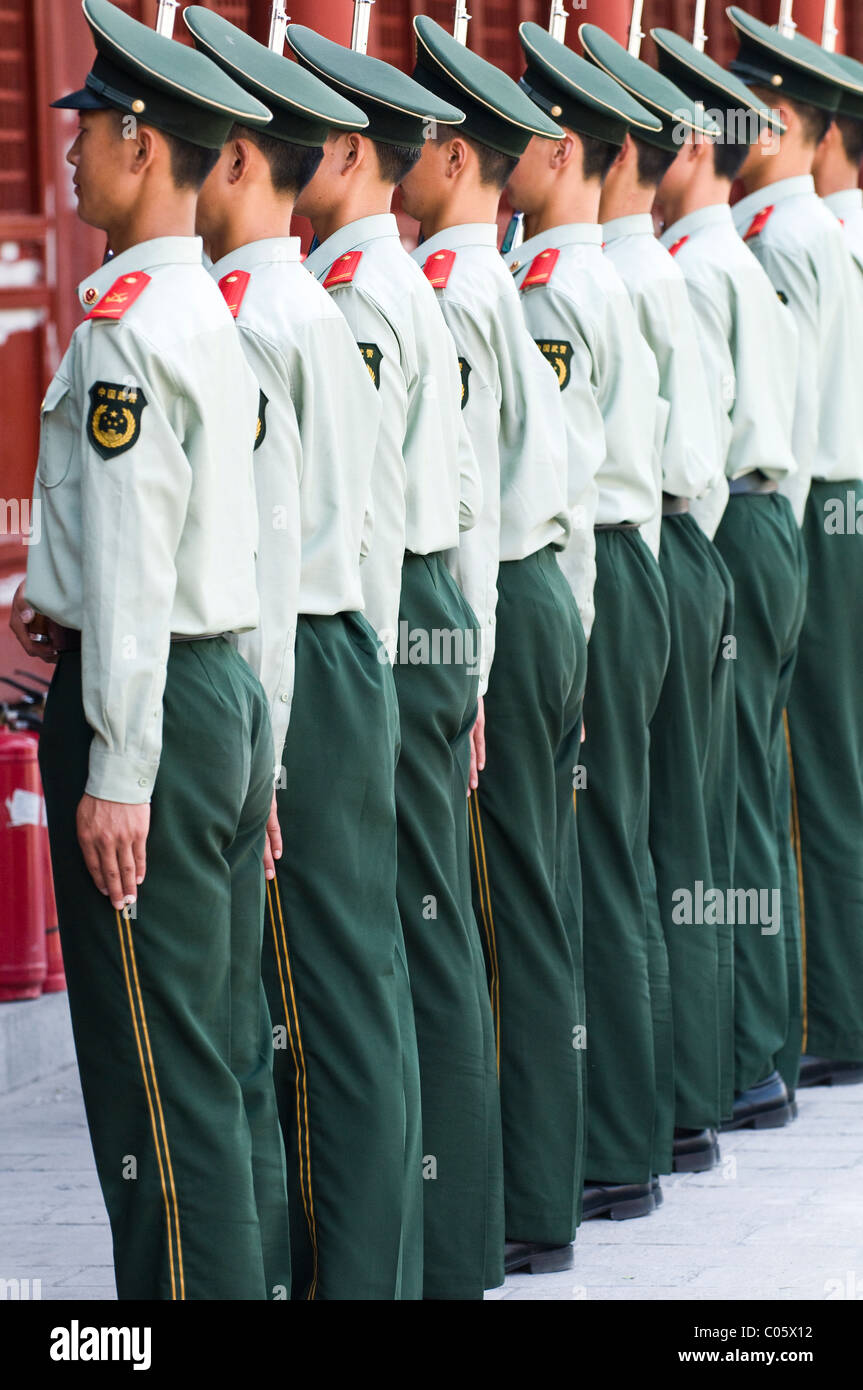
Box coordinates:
[579,23,720,153]
[51,0,272,149]
[518,21,662,149]
[651,26,786,142]
[411,15,563,159]
[285,23,464,148]
[727,6,863,115]
[183,7,367,147]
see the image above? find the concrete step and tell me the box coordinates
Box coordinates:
[0,992,75,1096]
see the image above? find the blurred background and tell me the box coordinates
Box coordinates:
[1,0,861,675]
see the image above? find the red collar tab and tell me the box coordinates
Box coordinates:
[522,248,560,288]
[743,205,775,242]
[668,235,690,258]
[323,251,363,290]
[423,249,456,288]
[85,271,152,321]
[218,270,251,319]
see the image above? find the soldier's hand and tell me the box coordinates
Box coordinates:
[76,794,149,910]
[468,695,486,796]
[263,793,282,881]
[9,582,58,664]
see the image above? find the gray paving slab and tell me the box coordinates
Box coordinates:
[1,1064,862,1301]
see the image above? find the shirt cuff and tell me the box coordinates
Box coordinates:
[86,743,159,804]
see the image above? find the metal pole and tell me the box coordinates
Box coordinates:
[154,0,179,39]
[777,1,797,39]
[351,0,374,54]
[822,0,838,50]
[628,0,645,57]
[453,2,471,45]
[268,2,290,53]
[693,0,708,52]
[548,0,568,44]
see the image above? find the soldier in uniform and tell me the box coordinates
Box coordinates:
[283,24,504,1300]
[579,24,733,1171]
[402,15,593,1277]
[726,8,863,1097]
[506,23,672,1220]
[10,0,292,1299]
[652,23,809,1128]
[185,8,423,1300]
[812,51,863,282]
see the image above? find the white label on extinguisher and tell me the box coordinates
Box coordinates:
[5,789,46,828]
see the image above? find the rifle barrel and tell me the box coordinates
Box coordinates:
[822,0,838,51]
[351,0,374,54]
[777,0,797,39]
[628,0,645,58]
[154,0,179,39]
[693,0,708,52]
[548,1,568,45]
[268,2,289,54]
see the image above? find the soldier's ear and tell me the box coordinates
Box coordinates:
[227,138,254,186]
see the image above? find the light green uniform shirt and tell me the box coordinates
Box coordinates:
[411,224,572,685]
[512,225,661,634]
[823,188,863,280]
[26,236,261,805]
[603,213,723,545]
[660,204,798,537]
[210,237,380,773]
[305,214,482,660]
[732,175,863,522]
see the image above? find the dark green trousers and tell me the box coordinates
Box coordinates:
[263,611,422,1301]
[468,547,587,1246]
[713,493,807,1094]
[40,641,291,1301]
[580,529,671,1184]
[787,480,863,1062]
[394,552,504,1301]
[650,513,730,1132]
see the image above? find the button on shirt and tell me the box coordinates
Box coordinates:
[210,238,381,770]
[512,225,661,632]
[27,236,260,804]
[823,188,863,280]
[412,224,571,684]
[603,213,722,545]
[732,176,863,522]
[305,214,481,658]
[660,204,798,535]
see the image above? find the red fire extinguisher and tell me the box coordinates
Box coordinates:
[0,728,48,1001]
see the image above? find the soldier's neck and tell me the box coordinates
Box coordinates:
[309,187,394,247]
[740,148,814,196]
[523,180,601,241]
[598,182,655,225]
[813,159,861,198]
[657,178,732,231]
[419,185,502,241]
[205,201,295,266]
[104,193,198,258]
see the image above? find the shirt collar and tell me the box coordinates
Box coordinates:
[659,202,733,248]
[77,236,203,310]
[305,214,399,278]
[823,188,863,218]
[209,238,302,282]
[415,224,499,264]
[511,223,603,272]
[732,175,816,231]
[602,213,655,242]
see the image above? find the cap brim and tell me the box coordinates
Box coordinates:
[51,86,114,111]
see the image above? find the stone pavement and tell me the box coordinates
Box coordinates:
[1,1063,862,1301]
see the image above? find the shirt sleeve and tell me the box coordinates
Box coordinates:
[436,295,501,695]
[233,325,303,780]
[328,283,407,661]
[684,278,736,538]
[73,321,194,803]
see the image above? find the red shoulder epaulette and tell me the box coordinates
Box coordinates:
[668,235,690,258]
[423,249,456,289]
[743,205,775,242]
[522,248,560,288]
[323,251,363,290]
[218,270,251,319]
[85,271,151,321]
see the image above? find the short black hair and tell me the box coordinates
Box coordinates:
[580,133,618,183]
[160,130,221,191]
[433,126,520,190]
[836,113,863,167]
[712,138,749,182]
[372,140,424,186]
[751,85,832,148]
[633,136,677,189]
[231,124,323,196]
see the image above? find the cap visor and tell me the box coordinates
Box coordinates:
[51,86,114,111]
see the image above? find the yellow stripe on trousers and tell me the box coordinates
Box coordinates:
[266,877,319,1300]
[783,710,808,1053]
[468,794,501,1076]
[115,908,185,1300]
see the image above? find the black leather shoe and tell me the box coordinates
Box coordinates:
[672,1127,720,1172]
[797,1055,863,1088]
[719,1070,793,1131]
[504,1241,574,1275]
[582,1181,656,1221]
